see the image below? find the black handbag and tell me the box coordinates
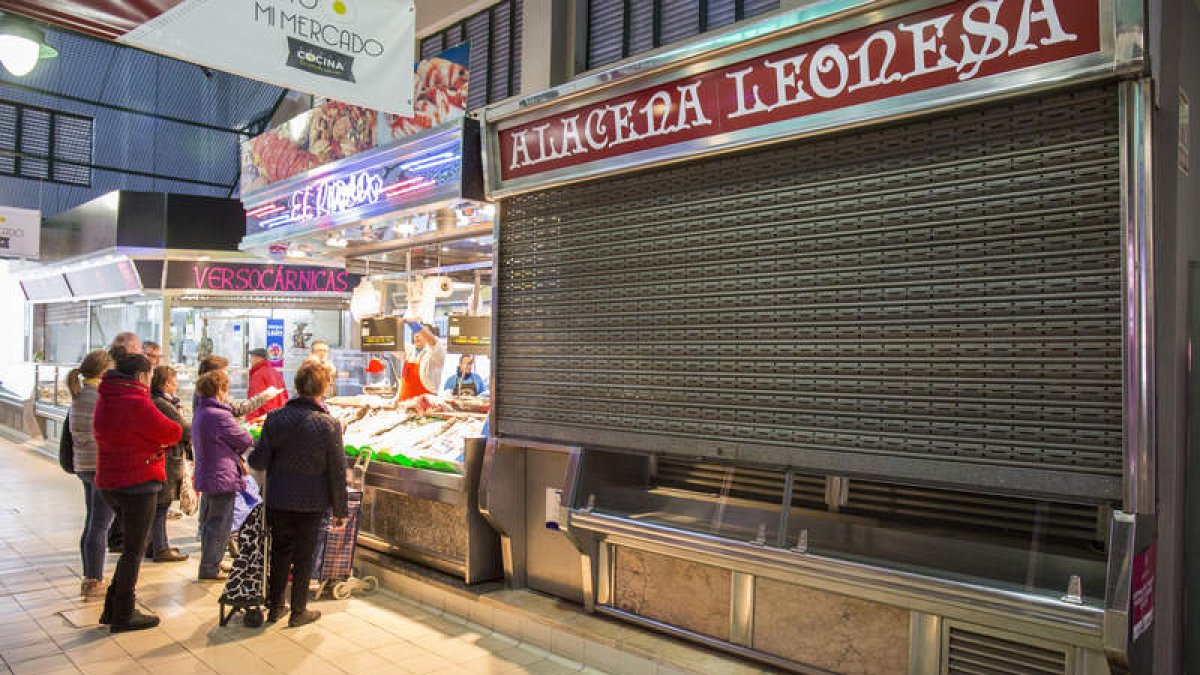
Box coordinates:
[58,410,75,474]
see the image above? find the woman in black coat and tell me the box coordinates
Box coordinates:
[149,366,190,562]
[248,361,347,628]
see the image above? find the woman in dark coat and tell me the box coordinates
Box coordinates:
[248,361,347,628]
[148,366,189,562]
[93,354,182,633]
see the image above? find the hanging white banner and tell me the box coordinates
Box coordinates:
[0,207,40,260]
[119,0,415,116]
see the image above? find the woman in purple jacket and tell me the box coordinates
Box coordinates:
[192,370,254,581]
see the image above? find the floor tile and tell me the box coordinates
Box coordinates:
[0,438,630,675]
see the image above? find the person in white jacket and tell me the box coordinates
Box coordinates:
[398,321,445,400]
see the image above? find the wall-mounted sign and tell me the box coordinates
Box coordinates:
[288,168,385,223]
[266,319,286,368]
[114,0,415,117]
[165,261,359,294]
[447,315,491,356]
[241,42,470,194]
[1131,543,1155,640]
[360,316,402,352]
[0,206,40,260]
[491,0,1112,192]
[243,136,463,236]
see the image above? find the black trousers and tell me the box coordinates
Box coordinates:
[99,489,157,622]
[267,509,323,614]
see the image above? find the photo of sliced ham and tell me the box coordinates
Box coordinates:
[389,56,468,140]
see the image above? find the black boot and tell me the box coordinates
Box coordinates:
[98,585,115,625]
[110,607,160,633]
[108,591,160,633]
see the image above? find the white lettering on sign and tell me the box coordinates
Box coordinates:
[289,169,385,222]
[502,0,1088,177]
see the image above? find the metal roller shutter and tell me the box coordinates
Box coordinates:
[497,84,1123,501]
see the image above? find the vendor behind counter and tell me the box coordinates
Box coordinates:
[398,322,445,401]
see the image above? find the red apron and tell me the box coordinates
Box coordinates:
[398,359,432,400]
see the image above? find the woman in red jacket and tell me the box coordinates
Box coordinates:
[93,354,182,633]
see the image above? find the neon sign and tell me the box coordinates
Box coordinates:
[167,262,358,294]
[243,143,463,236]
[288,169,385,223]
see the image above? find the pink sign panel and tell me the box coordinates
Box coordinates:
[498,0,1102,181]
[1131,543,1155,641]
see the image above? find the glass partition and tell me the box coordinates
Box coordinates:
[169,305,356,401]
[88,298,162,352]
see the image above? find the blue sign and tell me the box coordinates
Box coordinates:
[266,319,286,368]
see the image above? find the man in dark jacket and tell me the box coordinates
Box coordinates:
[249,361,347,628]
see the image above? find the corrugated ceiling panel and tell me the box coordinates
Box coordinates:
[0,26,282,216]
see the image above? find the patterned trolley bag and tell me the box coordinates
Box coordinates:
[311,487,377,601]
[218,501,270,627]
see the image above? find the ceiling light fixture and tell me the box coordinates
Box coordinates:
[0,16,57,77]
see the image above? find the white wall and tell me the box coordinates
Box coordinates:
[414,0,494,35]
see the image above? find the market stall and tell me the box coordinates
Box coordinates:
[479,0,1154,672]
[10,191,359,440]
[237,68,501,583]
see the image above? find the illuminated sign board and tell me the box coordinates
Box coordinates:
[165,261,359,294]
[243,141,463,236]
[288,169,386,223]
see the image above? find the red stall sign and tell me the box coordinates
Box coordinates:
[498,0,1101,181]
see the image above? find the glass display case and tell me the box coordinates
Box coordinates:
[34,363,72,410]
[571,449,1110,604]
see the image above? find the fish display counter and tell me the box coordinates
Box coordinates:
[327,394,500,583]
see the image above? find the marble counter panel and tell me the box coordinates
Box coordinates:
[362,487,469,561]
[753,577,909,674]
[612,547,731,642]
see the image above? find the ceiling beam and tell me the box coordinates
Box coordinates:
[0,78,256,136]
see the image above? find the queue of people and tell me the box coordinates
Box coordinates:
[60,331,347,632]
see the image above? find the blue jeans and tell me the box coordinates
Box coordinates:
[197,492,235,577]
[77,472,115,581]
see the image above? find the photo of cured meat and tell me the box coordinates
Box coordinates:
[388,56,469,140]
[309,101,377,162]
[247,131,320,188]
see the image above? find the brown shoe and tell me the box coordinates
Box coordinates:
[153,548,189,563]
[80,578,108,599]
[197,572,228,582]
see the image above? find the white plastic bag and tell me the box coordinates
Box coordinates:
[179,460,199,516]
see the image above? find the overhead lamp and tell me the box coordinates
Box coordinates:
[0,16,57,77]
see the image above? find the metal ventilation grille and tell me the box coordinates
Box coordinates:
[497,85,1122,500]
[946,627,1067,675]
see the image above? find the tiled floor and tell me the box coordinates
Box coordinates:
[0,436,609,675]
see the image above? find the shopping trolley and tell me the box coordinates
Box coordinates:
[312,452,378,600]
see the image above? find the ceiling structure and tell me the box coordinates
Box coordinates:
[0,0,473,218]
[0,14,286,217]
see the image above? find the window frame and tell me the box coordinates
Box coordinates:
[418,0,523,111]
[577,0,776,73]
[0,99,93,188]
